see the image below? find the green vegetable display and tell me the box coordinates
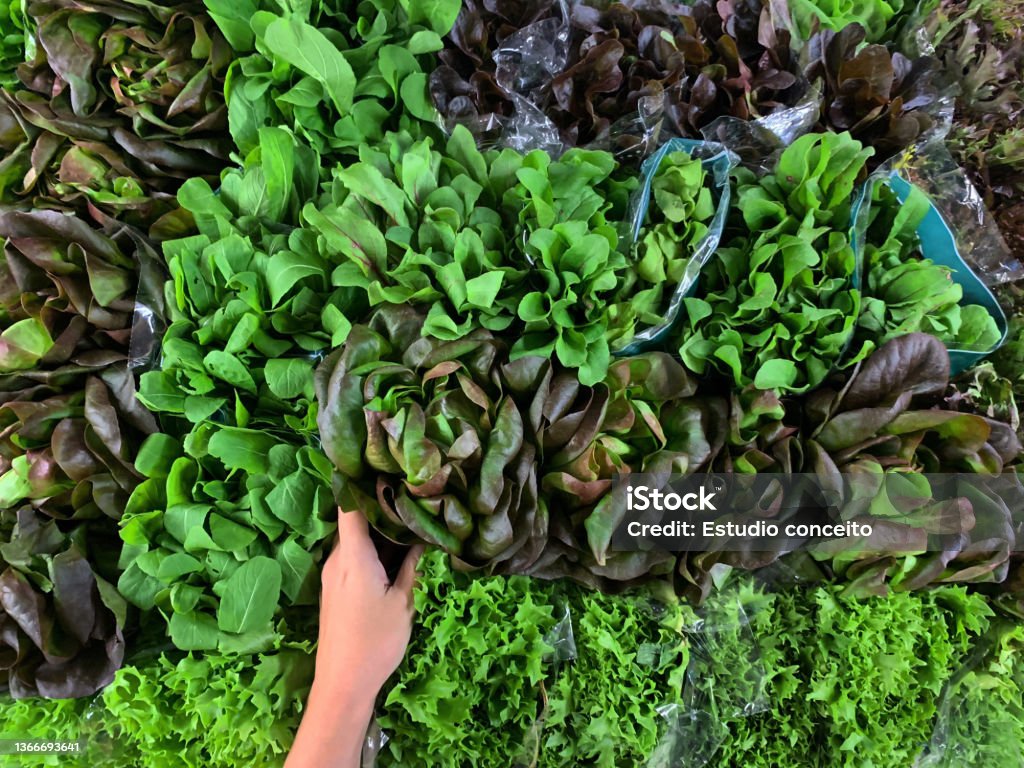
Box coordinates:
[305,125,715,384]
[0,640,314,766]
[677,131,872,393]
[377,550,689,768]
[0,0,232,233]
[711,585,993,768]
[219,0,458,160]
[917,621,1024,767]
[1,1,1024,767]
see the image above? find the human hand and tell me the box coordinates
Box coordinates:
[286,509,423,768]
[314,507,424,696]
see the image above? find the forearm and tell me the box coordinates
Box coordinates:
[286,678,377,768]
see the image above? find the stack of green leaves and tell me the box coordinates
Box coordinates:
[630,150,716,331]
[212,0,458,161]
[0,640,314,767]
[789,0,906,43]
[122,127,344,653]
[305,124,725,385]
[0,0,25,89]
[316,305,719,586]
[0,0,233,234]
[857,183,1002,354]
[377,550,689,768]
[677,131,873,393]
[916,620,1024,767]
[304,124,682,385]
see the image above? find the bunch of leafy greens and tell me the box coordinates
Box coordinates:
[804,24,944,166]
[316,305,717,586]
[710,585,992,768]
[0,203,159,697]
[671,334,1021,601]
[0,0,25,88]
[115,428,333,653]
[789,0,905,43]
[926,0,1024,255]
[432,0,807,149]
[126,127,342,653]
[0,209,159,385]
[857,182,1002,353]
[306,124,715,384]
[211,0,458,162]
[377,549,689,768]
[0,640,314,766]
[677,131,872,394]
[0,362,158,698]
[916,620,1024,768]
[0,0,233,235]
[631,150,716,323]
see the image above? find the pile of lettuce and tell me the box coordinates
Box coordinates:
[677,131,871,393]
[376,550,689,768]
[857,182,1002,353]
[0,0,232,235]
[671,332,1020,601]
[214,0,459,161]
[711,584,993,768]
[0,639,314,767]
[432,0,808,149]
[317,305,715,587]
[304,125,722,383]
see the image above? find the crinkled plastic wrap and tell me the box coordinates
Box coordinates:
[882,139,1024,286]
[128,230,167,371]
[447,0,570,156]
[646,590,769,768]
[914,622,1024,768]
[616,138,738,356]
[700,89,822,173]
[445,0,674,160]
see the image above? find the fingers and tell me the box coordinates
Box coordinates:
[336,507,375,556]
[392,544,425,599]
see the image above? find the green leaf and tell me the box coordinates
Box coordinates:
[277,538,316,604]
[169,610,222,651]
[135,434,183,480]
[266,251,324,307]
[264,359,315,400]
[262,17,356,115]
[754,359,799,390]
[207,427,278,475]
[203,350,257,394]
[216,556,282,634]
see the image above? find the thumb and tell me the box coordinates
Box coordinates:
[393,544,425,595]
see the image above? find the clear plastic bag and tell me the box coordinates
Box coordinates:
[646,589,770,768]
[914,622,1024,768]
[852,138,1021,373]
[616,138,739,355]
